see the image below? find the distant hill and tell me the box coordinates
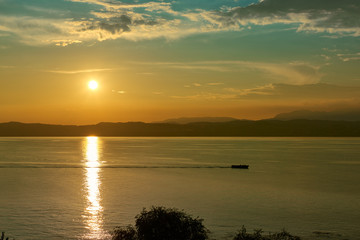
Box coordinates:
[1,120,360,137]
[155,117,239,124]
[273,110,360,121]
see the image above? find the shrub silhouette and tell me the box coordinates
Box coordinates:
[112,226,137,240]
[233,226,301,240]
[112,206,209,240]
[268,229,301,240]
[111,207,301,240]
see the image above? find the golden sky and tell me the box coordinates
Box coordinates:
[0,0,360,124]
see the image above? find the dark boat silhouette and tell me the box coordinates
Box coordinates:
[231,165,249,169]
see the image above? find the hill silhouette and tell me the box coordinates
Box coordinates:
[273,110,360,121]
[1,120,360,137]
[155,117,239,124]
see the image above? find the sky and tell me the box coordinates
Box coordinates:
[0,0,360,124]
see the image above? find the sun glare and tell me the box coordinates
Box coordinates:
[88,80,98,90]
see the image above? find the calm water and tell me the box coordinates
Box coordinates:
[0,137,359,240]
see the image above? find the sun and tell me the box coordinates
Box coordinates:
[88,80,98,90]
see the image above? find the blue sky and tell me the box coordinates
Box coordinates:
[0,0,360,123]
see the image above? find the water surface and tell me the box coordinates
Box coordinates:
[0,137,359,240]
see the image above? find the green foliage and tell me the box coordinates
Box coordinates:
[233,226,301,240]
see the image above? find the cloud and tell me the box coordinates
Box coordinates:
[228,83,360,100]
[69,0,172,12]
[0,15,83,46]
[0,6,197,44]
[237,61,322,84]
[45,68,112,74]
[128,61,231,71]
[0,0,255,45]
[84,15,132,34]
[0,2,166,45]
[226,84,275,96]
[112,90,126,94]
[337,52,360,62]
[207,82,224,86]
[320,54,331,61]
[52,40,82,47]
[209,0,360,36]
[1,0,358,46]
[0,65,14,68]
[66,0,191,40]
[172,92,237,101]
[132,60,323,85]
[173,83,360,106]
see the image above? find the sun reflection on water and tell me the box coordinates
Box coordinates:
[83,136,109,239]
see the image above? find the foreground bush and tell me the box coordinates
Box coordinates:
[112,226,137,240]
[233,226,301,240]
[112,206,209,240]
[112,206,301,240]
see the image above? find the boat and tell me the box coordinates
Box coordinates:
[231,164,249,169]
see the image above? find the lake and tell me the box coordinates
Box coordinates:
[0,137,359,240]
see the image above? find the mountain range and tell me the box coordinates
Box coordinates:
[1,119,360,137]
[273,110,360,121]
[156,110,360,124]
[2,109,360,136]
[154,117,239,124]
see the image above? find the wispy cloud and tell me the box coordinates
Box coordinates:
[112,90,126,94]
[337,53,360,62]
[45,68,113,74]
[173,83,360,103]
[129,61,231,72]
[172,92,237,101]
[228,83,360,100]
[168,64,231,72]
[207,82,224,86]
[226,84,275,96]
[132,60,323,85]
[184,82,224,88]
[0,15,84,46]
[69,0,172,11]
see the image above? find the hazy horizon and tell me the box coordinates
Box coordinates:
[2,109,360,126]
[1,0,360,124]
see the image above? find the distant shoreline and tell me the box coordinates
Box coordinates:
[1,120,360,137]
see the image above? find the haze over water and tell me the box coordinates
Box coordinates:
[0,137,359,240]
